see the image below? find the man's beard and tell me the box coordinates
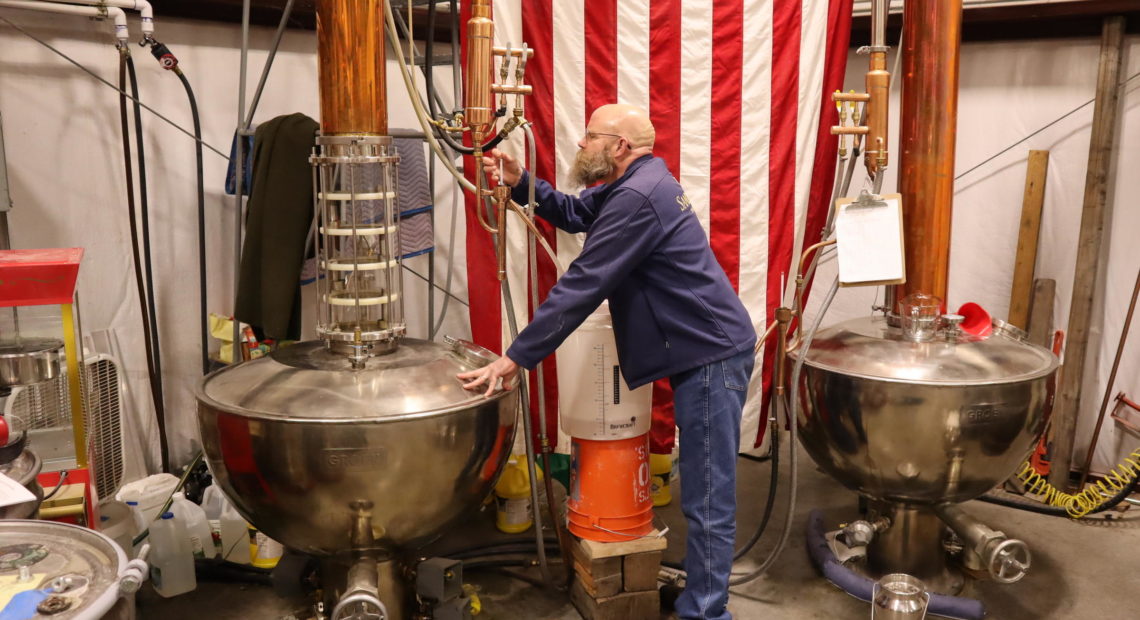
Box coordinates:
[572,148,617,187]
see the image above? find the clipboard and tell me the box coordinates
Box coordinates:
[834,191,906,287]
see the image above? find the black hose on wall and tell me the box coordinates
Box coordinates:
[118,50,170,472]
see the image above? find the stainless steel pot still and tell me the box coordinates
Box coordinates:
[794,316,1057,505]
[197,338,517,557]
[793,315,1058,590]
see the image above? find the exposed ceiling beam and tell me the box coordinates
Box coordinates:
[852,0,1140,44]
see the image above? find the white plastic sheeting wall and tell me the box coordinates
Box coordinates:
[0,11,471,475]
[808,35,1140,474]
[2,8,1137,479]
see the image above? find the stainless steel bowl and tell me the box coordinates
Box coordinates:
[793,316,1058,504]
[0,338,62,388]
[196,338,518,556]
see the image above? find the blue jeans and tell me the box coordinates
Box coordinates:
[671,349,754,620]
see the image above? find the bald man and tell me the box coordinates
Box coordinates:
[459,104,756,620]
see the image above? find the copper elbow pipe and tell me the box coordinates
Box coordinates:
[898,0,962,302]
[465,0,495,141]
[316,0,387,135]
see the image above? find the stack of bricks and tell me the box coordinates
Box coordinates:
[570,532,667,619]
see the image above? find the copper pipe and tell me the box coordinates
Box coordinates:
[465,0,494,143]
[494,183,510,281]
[784,238,836,351]
[493,46,534,58]
[774,307,793,397]
[863,0,890,177]
[1120,393,1140,413]
[754,318,779,353]
[897,0,962,303]
[316,0,386,135]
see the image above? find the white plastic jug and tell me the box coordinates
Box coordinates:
[200,485,226,558]
[201,484,225,521]
[116,473,180,524]
[170,492,216,559]
[149,511,197,597]
[557,302,653,440]
[218,501,251,564]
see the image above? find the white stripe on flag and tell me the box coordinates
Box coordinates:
[550,0,586,453]
[679,2,713,233]
[738,0,775,452]
[552,0,586,266]
[786,1,830,307]
[616,0,651,112]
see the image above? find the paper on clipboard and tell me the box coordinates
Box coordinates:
[0,471,36,508]
[834,193,906,287]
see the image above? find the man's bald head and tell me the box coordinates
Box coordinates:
[589,104,655,150]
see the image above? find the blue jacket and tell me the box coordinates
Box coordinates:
[506,155,756,389]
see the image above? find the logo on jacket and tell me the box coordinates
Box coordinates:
[676,193,692,212]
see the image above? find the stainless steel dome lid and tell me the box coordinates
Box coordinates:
[0,520,127,618]
[198,338,510,422]
[797,316,1058,384]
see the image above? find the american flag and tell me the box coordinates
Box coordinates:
[461,0,854,451]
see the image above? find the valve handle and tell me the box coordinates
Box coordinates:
[988,538,1031,584]
[331,591,387,620]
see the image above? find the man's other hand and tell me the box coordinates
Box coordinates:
[457,355,520,398]
[483,149,523,188]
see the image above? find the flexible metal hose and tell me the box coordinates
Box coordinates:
[521,122,574,584]
[484,169,552,585]
[729,276,839,586]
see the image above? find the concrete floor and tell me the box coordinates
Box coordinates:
[137,446,1140,619]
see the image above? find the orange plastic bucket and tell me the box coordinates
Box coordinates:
[567,434,654,542]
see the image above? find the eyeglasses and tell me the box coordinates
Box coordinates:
[583,131,624,142]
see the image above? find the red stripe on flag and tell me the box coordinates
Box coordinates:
[709,0,744,291]
[648,0,681,177]
[647,0,682,454]
[584,0,618,115]
[756,0,802,445]
[461,0,500,353]
[521,0,560,448]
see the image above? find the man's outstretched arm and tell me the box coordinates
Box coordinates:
[483,149,600,233]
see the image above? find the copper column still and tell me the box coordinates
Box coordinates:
[897,0,963,303]
[313,0,404,366]
[316,0,387,135]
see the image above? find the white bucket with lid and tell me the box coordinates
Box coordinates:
[556,302,652,441]
[0,519,148,619]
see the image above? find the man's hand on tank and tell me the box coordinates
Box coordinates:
[482,148,523,188]
[457,355,520,398]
